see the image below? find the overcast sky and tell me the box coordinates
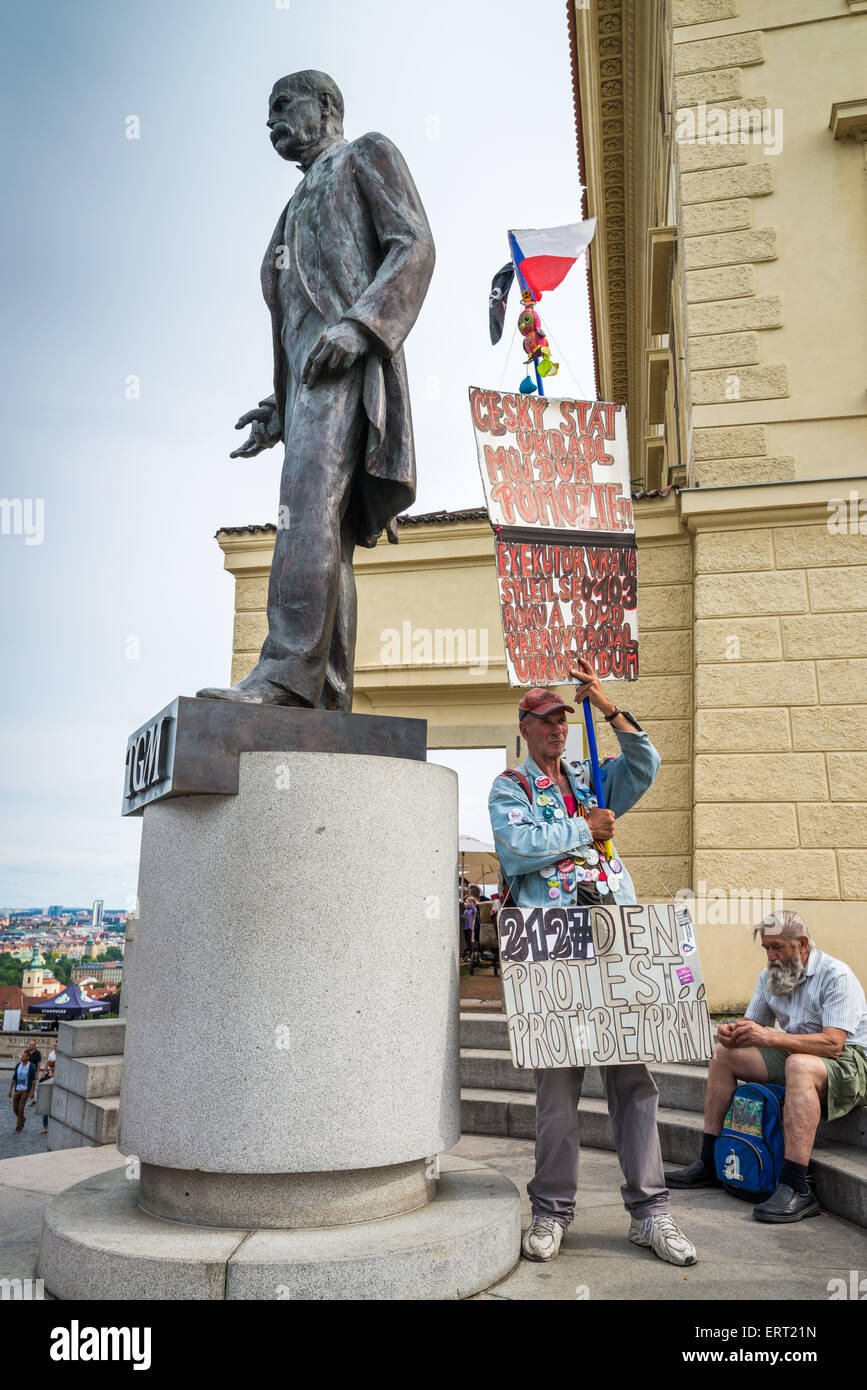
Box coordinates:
[0,0,594,907]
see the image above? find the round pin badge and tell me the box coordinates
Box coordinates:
[539,865,557,879]
[609,858,623,875]
[597,881,611,896]
[554,808,565,819]
[562,879,575,892]
[556,858,573,874]
[543,808,555,822]
[584,848,600,866]
[548,888,560,900]
[535,776,552,789]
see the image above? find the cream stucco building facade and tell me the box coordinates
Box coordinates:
[213,0,866,1009]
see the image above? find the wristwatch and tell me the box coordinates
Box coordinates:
[603,708,643,732]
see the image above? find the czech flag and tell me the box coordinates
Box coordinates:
[509,219,597,297]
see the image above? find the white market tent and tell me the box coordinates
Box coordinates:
[458,835,500,892]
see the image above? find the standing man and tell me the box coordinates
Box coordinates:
[198,70,435,711]
[488,657,696,1266]
[8,1050,36,1132]
[667,910,867,1221]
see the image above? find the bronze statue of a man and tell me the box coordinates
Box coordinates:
[198,71,435,710]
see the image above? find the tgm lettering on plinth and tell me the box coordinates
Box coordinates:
[124,716,169,799]
[497,902,714,1069]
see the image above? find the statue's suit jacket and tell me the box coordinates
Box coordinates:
[260,133,435,548]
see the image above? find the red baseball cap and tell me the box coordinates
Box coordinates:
[518,688,575,720]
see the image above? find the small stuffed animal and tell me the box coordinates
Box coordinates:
[518,310,559,377]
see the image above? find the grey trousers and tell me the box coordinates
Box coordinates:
[529,1064,670,1227]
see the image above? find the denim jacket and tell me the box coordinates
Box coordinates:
[488,729,660,910]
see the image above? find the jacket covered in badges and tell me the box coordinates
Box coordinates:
[488,729,660,909]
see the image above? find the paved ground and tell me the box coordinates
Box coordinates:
[0,1107,50,1162]
[450,1135,867,1301]
[459,965,503,1006]
[0,1134,863,1300]
[0,1144,125,1288]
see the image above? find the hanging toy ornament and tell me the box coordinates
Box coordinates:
[517,305,559,380]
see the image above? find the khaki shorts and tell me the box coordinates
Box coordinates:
[757,1043,867,1123]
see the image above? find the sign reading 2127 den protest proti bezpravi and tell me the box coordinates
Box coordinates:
[497,901,714,1069]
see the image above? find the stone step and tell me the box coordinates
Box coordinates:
[58,1018,126,1059]
[460,1088,867,1228]
[49,1088,119,1145]
[461,1048,711,1115]
[53,1053,124,1101]
[46,1117,100,1150]
[460,1014,510,1051]
[818,1107,867,1151]
[459,1017,867,1151]
[35,1079,53,1116]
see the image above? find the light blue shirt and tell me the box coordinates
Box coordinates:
[488,727,660,910]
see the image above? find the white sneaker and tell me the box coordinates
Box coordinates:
[628,1212,696,1266]
[522,1215,565,1261]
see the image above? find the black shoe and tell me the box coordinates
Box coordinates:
[665,1158,721,1188]
[753,1183,822,1223]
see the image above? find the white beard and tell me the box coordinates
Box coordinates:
[766,958,806,996]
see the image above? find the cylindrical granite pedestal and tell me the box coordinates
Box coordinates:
[39,729,520,1298]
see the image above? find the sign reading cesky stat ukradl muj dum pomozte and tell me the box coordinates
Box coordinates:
[469,388,637,688]
[497,901,714,1069]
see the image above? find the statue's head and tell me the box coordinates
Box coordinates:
[267,70,344,164]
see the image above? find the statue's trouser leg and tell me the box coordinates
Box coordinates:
[319,515,357,710]
[254,364,366,706]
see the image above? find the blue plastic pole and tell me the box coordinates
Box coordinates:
[583,696,614,858]
[582,697,606,810]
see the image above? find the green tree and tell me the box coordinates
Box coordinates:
[46,955,73,986]
[0,957,25,987]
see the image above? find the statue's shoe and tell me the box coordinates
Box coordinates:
[196,679,310,707]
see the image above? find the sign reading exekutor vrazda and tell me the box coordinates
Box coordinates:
[468,388,637,687]
[497,902,713,1068]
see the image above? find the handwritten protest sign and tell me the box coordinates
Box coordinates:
[493,535,637,685]
[497,902,713,1069]
[469,387,638,686]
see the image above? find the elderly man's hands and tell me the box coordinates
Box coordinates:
[302,321,370,387]
[719,1019,769,1049]
[568,656,617,719]
[587,808,615,841]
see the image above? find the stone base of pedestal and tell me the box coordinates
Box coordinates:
[38,1158,520,1301]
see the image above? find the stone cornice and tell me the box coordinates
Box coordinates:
[679,474,865,530]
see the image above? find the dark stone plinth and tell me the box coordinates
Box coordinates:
[122,697,426,817]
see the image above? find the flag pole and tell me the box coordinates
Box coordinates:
[508,232,545,397]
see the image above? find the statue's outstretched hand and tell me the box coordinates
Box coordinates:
[302,321,369,387]
[230,398,283,458]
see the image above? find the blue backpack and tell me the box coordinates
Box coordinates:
[714,1083,785,1202]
